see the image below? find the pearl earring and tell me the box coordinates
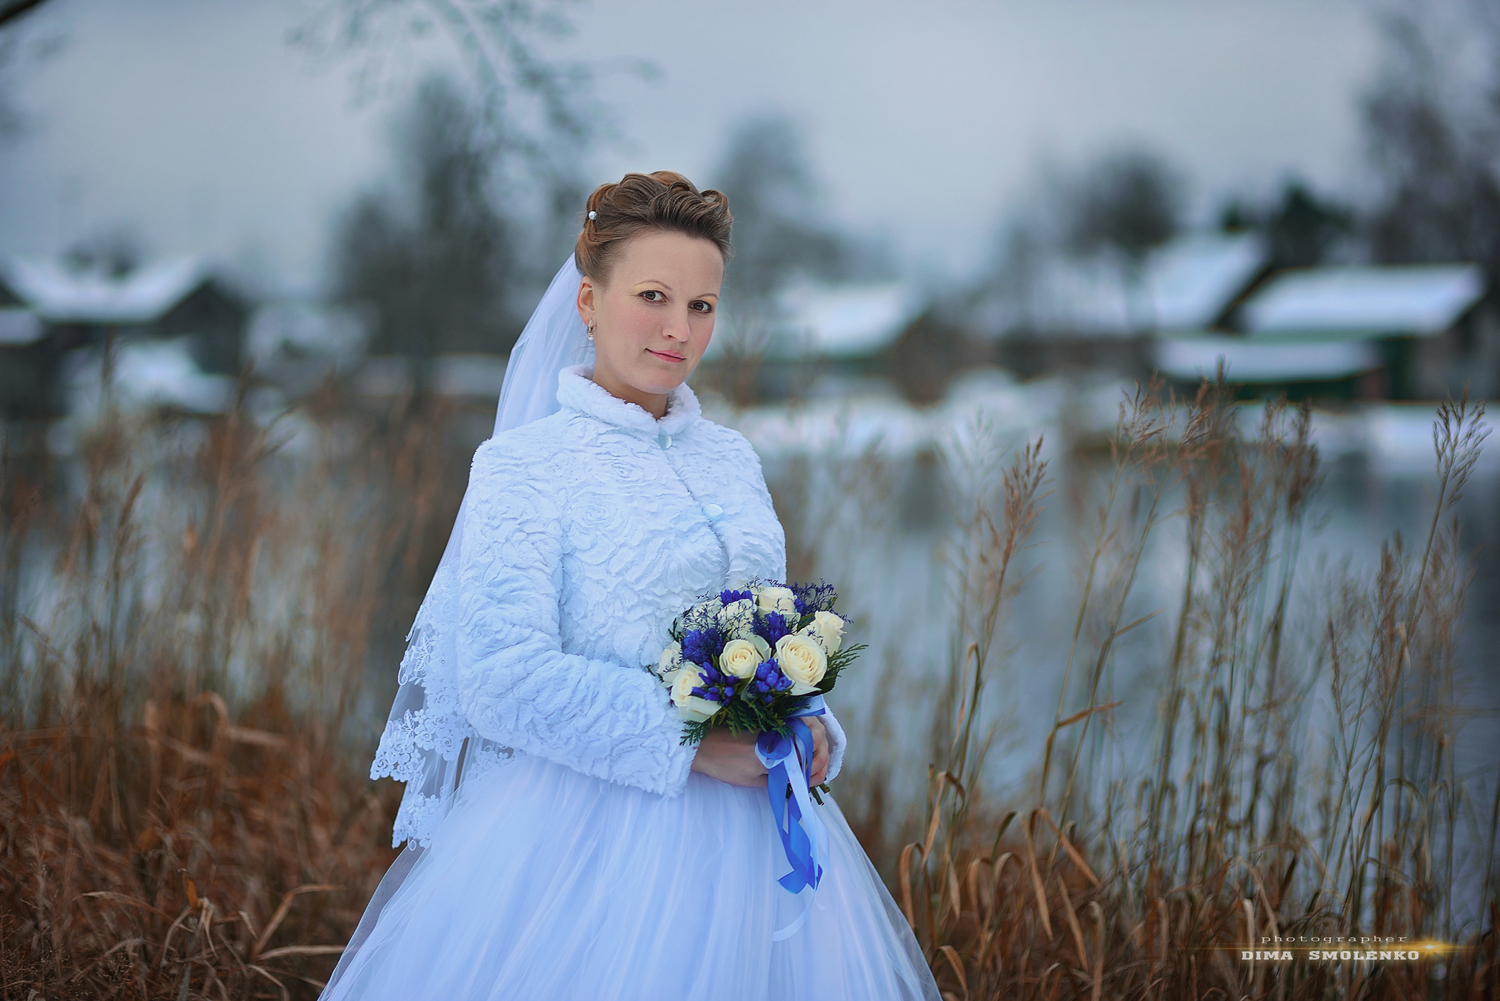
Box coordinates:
[587,321,596,341]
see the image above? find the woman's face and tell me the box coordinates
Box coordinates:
[577,229,723,419]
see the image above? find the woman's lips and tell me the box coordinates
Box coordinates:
[648,349,686,362]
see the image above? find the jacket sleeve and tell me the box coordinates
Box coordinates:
[454,439,698,796]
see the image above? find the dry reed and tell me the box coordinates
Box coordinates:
[852,379,1498,1000]
[2,370,1495,1000]
[0,382,462,999]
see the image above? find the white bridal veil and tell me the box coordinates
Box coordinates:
[322,257,592,993]
[370,255,595,849]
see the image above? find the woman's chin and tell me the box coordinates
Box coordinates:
[631,365,696,395]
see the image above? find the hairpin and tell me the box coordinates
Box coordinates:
[587,210,597,220]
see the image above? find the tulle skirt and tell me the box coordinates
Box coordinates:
[320,755,940,1000]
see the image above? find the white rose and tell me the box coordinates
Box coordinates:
[774,634,828,695]
[755,585,798,618]
[803,611,845,656]
[719,636,772,679]
[658,641,683,679]
[670,665,720,723]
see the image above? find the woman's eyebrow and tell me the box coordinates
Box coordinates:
[633,279,718,298]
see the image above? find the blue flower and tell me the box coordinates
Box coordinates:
[690,659,739,705]
[749,658,793,704]
[681,627,724,667]
[719,588,753,605]
[762,611,792,644]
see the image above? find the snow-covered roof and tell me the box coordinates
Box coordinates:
[976,230,1267,338]
[0,255,208,324]
[1152,333,1380,383]
[1148,231,1266,330]
[764,282,922,360]
[1242,264,1485,338]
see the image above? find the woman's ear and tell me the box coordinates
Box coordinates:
[576,277,596,327]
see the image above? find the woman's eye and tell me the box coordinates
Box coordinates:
[640,290,664,302]
[691,301,714,314]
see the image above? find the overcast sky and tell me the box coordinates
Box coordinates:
[0,0,1384,295]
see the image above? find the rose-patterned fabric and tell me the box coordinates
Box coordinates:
[371,364,845,847]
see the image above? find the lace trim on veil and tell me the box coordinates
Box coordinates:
[371,257,589,849]
[371,558,517,848]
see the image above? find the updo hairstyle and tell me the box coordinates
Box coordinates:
[574,171,733,285]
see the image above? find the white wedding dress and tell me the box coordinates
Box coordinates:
[320,364,939,1001]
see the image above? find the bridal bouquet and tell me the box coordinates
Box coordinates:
[652,581,863,747]
[655,580,863,921]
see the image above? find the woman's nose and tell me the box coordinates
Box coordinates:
[662,308,692,341]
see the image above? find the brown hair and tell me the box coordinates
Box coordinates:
[574,171,733,284]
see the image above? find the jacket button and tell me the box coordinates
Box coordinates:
[703,503,723,520]
[658,431,672,449]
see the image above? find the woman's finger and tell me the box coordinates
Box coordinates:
[810,739,829,785]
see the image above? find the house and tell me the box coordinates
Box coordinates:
[704,282,925,401]
[969,231,1269,379]
[967,227,1490,400]
[0,281,58,419]
[1152,263,1489,399]
[0,255,250,419]
[247,301,372,398]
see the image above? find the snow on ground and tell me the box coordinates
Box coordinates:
[65,338,235,419]
[713,373,1497,475]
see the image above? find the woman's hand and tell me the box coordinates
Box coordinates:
[807,717,830,786]
[690,717,829,788]
[690,727,765,786]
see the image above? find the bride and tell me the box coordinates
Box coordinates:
[320,171,940,1000]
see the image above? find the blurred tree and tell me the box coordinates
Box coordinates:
[1361,3,1500,285]
[1359,0,1500,398]
[1266,183,1353,269]
[290,0,596,198]
[704,114,883,404]
[1064,148,1183,271]
[712,114,855,305]
[1064,147,1185,332]
[331,75,516,371]
[982,147,1184,339]
[1219,181,1352,268]
[1218,200,1255,233]
[886,309,980,405]
[311,0,612,400]
[295,0,603,294]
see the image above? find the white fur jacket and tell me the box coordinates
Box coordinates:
[447,363,847,800]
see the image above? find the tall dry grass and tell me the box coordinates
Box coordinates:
[844,380,1499,1000]
[2,371,1495,1000]
[0,383,463,999]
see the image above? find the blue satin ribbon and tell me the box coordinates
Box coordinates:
[756,694,829,941]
